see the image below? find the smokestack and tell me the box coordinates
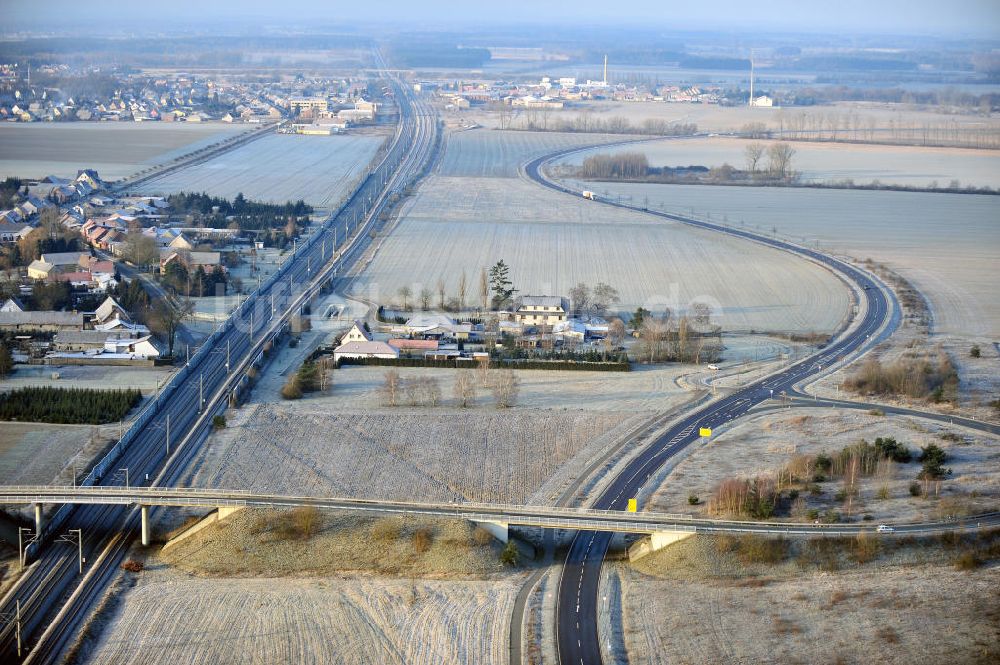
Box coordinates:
[604,54,608,85]
[748,52,754,107]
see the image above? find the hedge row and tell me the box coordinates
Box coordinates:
[336,356,630,372]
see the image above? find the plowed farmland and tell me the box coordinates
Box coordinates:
[562,180,1000,337]
[136,133,385,210]
[0,122,247,181]
[85,570,515,665]
[351,177,851,333]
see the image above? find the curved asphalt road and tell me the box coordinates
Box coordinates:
[523,147,902,665]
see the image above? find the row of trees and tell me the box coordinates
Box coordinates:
[567,282,621,317]
[498,103,698,138]
[379,365,519,409]
[395,260,517,313]
[629,305,722,364]
[0,386,142,424]
[576,144,797,184]
[579,152,650,180]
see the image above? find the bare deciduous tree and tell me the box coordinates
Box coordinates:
[458,269,467,310]
[492,369,519,408]
[478,268,489,312]
[476,353,491,387]
[397,286,412,311]
[424,376,442,406]
[744,141,765,174]
[381,369,401,406]
[639,317,669,363]
[568,282,590,316]
[419,287,433,311]
[767,142,796,179]
[592,282,620,316]
[148,297,193,358]
[453,370,477,407]
[436,278,446,310]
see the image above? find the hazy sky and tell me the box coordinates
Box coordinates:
[6,0,1000,38]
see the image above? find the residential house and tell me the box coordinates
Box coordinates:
[0,221,32,242]
[40,252,88,269]
[0,311,84,333]
[27,260,54,280]
[342,320,372,343]
[332,340,399,361]
[516,295,568,327]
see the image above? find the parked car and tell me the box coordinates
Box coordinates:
[877,524,895,533]
[706,364,720,371]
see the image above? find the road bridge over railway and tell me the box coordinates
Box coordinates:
[2,486,996,550]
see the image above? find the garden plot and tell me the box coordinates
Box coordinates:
[617,560,999,665]
[563,181,1000,337]
[0,122,246,181]
[136,133,385,211]
[349,177,851,333]
[187,403,643,505]
[565,135,1000,188]
[84,569,515,665]
[438,129,624,177]
[645,407,1000,523]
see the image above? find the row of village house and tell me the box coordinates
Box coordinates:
[330,296,612,362]
[0,294,159,364]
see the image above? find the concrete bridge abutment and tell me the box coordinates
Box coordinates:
[627,530,696,562]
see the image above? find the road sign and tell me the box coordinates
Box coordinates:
[699,427,712,438]
[627,498,637,513]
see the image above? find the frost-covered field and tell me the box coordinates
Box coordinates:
[618,560,1000,665]
[136,133,385,210]
[564,181,1000,336]
[187,402,644,505]
[438,129,625,177]
[0,423,104,486]
[351,176,851,333]
[564,136,1000,188]
[0,122,246,180]
[86,570,515,665]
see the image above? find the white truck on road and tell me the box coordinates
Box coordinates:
[582,190,595,200]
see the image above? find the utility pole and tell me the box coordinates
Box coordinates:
[58,529,83,574]
[18,528,34,570]
[226,339,231,374]
[165,414,170,456]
